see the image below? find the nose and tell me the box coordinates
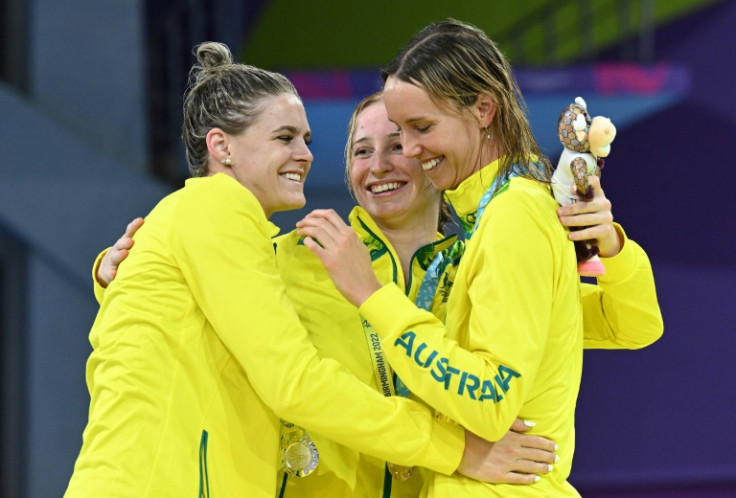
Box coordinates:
[295,139,313,163]
[401,133,421,159]
[371,149,395,174]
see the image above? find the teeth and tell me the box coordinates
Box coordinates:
[422,158,441,171]
[282,173,301,182]
[371,182,401,194]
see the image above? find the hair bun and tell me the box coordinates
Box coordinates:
[195,42,233,70]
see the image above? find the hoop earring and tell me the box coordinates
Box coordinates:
[221,157,232,166]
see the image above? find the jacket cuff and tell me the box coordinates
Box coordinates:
[598,223,636,283]
[423,417,465,475]
[358,283,407,339]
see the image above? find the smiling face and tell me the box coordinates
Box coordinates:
[348,100,440,231]
[383,77,491,192]
[222,93,313,217]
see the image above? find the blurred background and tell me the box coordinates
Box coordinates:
[1,0,734,496]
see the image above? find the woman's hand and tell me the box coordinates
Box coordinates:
[557,175,622,258]
[95,217,144,287]
[457,419,557,484]
[296,209,381,307]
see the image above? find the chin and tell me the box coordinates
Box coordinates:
[279,197,307,212]
[428,179,451,192]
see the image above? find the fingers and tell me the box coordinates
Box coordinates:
[557,195,612,219]
[510,418,535,432]
[516,434,557,454]
[304,234,327,251]
[297,223,338,251]
[493,471,541,485]
[97,217,143,287]
[124,217,144,238]
[297,210,381,307]
[559,175,609,212]
[521,446,558,465]
[557,185,613,229]
[588,174,603,193]
[503,459,554,478]
[457,429,559,486]
[111,217,144,252]
[499,441,557,479]
[510,419,557,452]
[560,209,613,229]
[97,249,120,288]
[567,223,614,242]
[297,209,346,231]
[296,209,352,250]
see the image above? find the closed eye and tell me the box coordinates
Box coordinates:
[277,135,312,146]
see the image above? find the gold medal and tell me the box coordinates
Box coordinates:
[387,462,414,481]
[280,421,319,477]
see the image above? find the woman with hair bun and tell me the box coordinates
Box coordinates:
[83,80,562,496]
[64,42,512,497]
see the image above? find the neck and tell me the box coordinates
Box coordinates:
[376,215,438,285]
[475,138,501,175]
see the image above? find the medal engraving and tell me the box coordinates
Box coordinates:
[280,421,319,477]
[284,441,313,471]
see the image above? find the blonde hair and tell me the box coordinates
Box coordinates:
[344,92,385,198]
[181,42,299,177]
[381,19,552,187]
[343,92,452,232]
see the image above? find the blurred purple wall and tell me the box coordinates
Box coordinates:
[572,2,736,495]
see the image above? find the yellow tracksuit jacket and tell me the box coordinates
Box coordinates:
[359,160,663,497]
[67,173,464,498]
[88,174,661,497]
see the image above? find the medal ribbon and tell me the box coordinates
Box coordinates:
[362,318,413,481]
[393,249,450,398]
[362,318,396,398]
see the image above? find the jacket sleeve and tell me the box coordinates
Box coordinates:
[170,178,464,474]
[359,192,557,442]
[91,248,110,305]
[581,225,664,349]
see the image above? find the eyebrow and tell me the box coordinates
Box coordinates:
[353,136,371,146]
[271,125,312,139]
[353,129,400,147]
[404,117,429,125]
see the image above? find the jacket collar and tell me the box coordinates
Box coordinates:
[348,206,457,272]
[443,158,503,222]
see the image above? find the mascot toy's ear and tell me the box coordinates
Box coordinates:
[558,97,592,152]
[573,114,588,142]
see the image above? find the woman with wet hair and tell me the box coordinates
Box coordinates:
[297,20,662,497]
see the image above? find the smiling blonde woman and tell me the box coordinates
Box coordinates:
[64,43,490,498]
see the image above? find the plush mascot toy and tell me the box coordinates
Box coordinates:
[552,96,616,277]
